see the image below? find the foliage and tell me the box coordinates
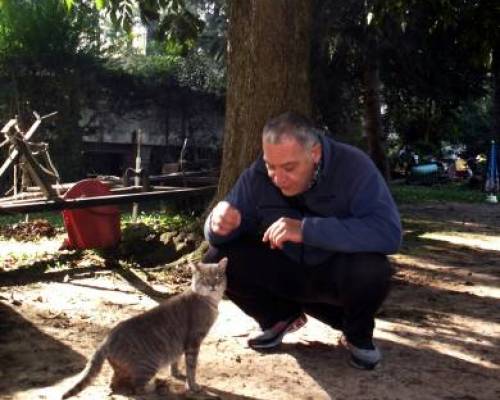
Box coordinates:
[0,0,101,181]
[174,0,228,92]
[0,0,99,65]
[118,211,200,266]
[0,218,60,240]
[0,212,64,232]
[102,51,181,85]
[378,1,491,148]
[311,1,365,141]
[390,182,485,204]
[65,0,226,52]
[121,210,197,233]
[65,0,205,52]
[174,50,225,94]
[444,95,493,154]
[0,210,197,238]
[187,0,227,64]
[0,210,200,269]
[82,0,225,93]
[0,1,224,185]
[312,0,496,151]
[118,222,162,263]
[99,49,224,94]
[0,0,495,180]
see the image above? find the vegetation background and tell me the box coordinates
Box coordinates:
[0,3,499,399]
[0,0,498,189]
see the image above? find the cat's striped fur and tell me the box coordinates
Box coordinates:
[62,258,227,398]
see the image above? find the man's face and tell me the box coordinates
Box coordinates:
[262,136,321,197]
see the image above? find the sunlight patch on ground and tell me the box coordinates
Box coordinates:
[404,217,493,232]
[419,231,500,251]
[377,319,500,370]
[0,237,63,259]
[391,254,500,299]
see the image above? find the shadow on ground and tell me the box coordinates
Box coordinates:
[0,301,85,397]
[278,337,500,400]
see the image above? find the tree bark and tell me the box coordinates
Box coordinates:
[216,0,313,200]
[492,42,500,143]
[362,36,390,180]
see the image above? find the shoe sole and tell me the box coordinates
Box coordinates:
[348,355,380,370]
[339,335,381,371]
[248,331,287,349]
[248,315,307,350]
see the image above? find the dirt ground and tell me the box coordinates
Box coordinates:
[1,202,499,400]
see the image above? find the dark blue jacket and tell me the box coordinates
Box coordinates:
[205,136,402,265]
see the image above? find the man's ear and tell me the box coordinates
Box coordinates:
[311,143,322,164]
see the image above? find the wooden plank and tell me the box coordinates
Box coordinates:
[0,119,17,134]
[149,176,219,187]
[0,185,189,204]
[0,119,20,179]
[9,134,59,199]
[0,186,215,214]
[0,118,42,178]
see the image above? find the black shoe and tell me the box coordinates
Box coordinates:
[248,313,307,350]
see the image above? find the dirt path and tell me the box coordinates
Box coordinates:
[1,203,499,400]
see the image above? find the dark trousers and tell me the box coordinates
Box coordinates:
[203,237,393,348]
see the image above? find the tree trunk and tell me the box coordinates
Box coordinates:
[362,37,390,180]
[492,42,500,143]
[216,0,313,200]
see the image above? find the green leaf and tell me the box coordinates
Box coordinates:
[95,0,106,10]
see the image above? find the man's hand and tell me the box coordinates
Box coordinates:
[210,201,242,236]
[262,217,303,249]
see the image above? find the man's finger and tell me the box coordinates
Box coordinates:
[262,225,272,242]
[273,230,288,249]
[263,222,279,242]
[263,221,282,245]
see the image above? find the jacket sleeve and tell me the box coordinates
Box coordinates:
[204,169,258,245]
[301,172,402,254]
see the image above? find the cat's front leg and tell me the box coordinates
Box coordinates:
[170,357,182,378]
[185,346,201,392]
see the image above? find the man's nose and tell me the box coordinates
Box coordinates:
[273,171,286,187]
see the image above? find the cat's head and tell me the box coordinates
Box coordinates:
[190,257,228,297]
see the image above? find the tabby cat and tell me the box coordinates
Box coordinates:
[62,257,228,398]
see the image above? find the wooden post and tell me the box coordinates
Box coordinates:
[6,132,59,200]
[0,119,20,179]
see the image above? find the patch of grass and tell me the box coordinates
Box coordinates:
[121,211,199,233]
[0,209,202,271]
[0,212,64,229]
[0,210,198,233]
[390,183,485,204]
[117,212,202,267]
[1,250,83,273]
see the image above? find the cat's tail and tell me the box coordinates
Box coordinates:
[61,339,108,399]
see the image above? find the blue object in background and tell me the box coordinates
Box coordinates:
[485,140,499,193]
[410,163,439,176]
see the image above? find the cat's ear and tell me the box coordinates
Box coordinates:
[218,257,228,272]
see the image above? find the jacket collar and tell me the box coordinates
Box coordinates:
[316,134,335,182]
